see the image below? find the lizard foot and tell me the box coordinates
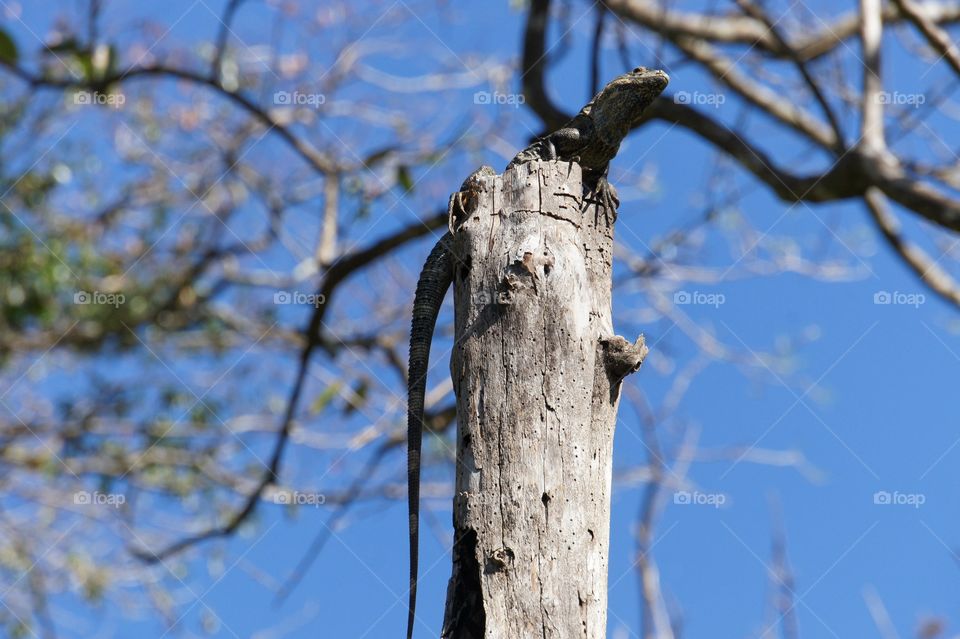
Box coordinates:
[583,177,619,228]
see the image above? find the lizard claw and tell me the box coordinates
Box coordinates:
[583,177,619,228]
[600,178,619,227]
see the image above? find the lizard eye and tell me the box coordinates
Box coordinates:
[633,66,646,73]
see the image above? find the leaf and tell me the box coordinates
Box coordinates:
[396,165,414,193]
[0,29,17,64]
[343,379,369,416]
[75,50,94,83]
[310,383,341,415]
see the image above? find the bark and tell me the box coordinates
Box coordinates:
[442,161,646,638]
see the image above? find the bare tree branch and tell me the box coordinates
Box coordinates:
[0,62,339,175]
[865,188,960,306]
[669,34,839,150]
[605,0,960,61]
[860,0,886,154]
[521,0,570,131]
[211,0,248,80]
[735,0,846,152]
[892,0,960,78]
[131,209,449,561]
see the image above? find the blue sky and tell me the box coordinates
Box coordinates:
[4,0,960,637]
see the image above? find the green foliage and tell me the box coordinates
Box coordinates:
[0,29,17,64]
[343,378,369,416]
[0,208,70,334]
[310,383,341,415]
[396,165,415,193]
[45,39,118,85]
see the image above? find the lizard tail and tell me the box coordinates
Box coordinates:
[407,232,454,639]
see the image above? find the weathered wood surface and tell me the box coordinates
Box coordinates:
[442,160,646,638]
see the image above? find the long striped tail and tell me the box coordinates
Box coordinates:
[407,232,454,639]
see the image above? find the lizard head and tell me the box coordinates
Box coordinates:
[589,67,670,132]
[632,67,670,94]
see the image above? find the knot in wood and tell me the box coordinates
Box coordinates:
[489,547,515,571]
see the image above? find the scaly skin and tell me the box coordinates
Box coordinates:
[406,67,669,639]
[407,166,494,639]
[507,66,669,223]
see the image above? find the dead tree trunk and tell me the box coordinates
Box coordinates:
[442,160,647,638]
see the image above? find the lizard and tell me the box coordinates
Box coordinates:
[406,66,669,639]
[507,66,670,225]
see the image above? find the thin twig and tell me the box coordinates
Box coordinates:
[211,0,247,80]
